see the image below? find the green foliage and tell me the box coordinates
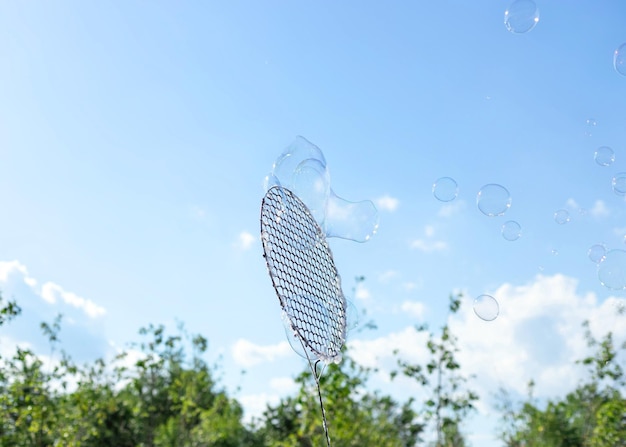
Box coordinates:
[392,294,478,447]
[496,319,626,447]
[260,354,423,447]
[0,294,257,447]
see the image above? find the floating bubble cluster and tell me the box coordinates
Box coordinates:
[598,249,626,290]
[594,146,615,166]
[473,294,499,321]
[502,220,522,241]
[504,0,540,34]
[588,244,607,264]
[553,209,571,225]
[477,184,512,217]
[432,177,459,202]
[265,136,379,243]
[614,43,626,76]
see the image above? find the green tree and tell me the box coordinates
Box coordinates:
[260,353,423,447]
[391,294,478,447]
[495,320,626,447]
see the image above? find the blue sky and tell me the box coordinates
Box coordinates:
[1,1,626,445]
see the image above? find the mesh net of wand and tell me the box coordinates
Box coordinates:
[260,186,347,364]
[260,185,347,446]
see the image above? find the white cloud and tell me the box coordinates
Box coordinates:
[438,199,466,218]
[347,274,626,411]
[40,282,106,318]
[235,231,256,251]
[566,198,579,209]
[402,281,421,291]
[239,393,282,423]
[450,274,625,400]
[355,282,371,301]
[410,239,448,252]
[0,260,37,286]
[231,339,292,367]
[378,270,399,283]
[410,226,448,252]
[375,195,399,212]
[269,376,297,394]
[349,326,430,369]
[400,300,426,320]
[0,260,105,319]
[589,199,610,218]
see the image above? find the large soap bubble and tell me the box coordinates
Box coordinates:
[504,0,540,34]
[265,136,378,243]
[477,184,512,217]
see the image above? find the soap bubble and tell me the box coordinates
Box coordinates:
[504,0,539,34]
[473,295,499,321]
[598,249,626,290]
[266,136,378,243]
[346,299,360,333]
[432,177,459,202]
[588,244,606,264]
[477,184,512,216]
[501,220,522,241]
[292,158,331,225]
[612,172,626,195]
[594,146,615,166]
[554,209,571,225]
[584,119,597,137]
[324,191,379,242]
[614,43,626,76]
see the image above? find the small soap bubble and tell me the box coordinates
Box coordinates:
[611,172,626,195]
[473,295,499,321]
[598,249,626,290]
[594,146,615,166]
[432,177,459,202]
[477,184,512,217]
[551,248,559,256]
[614,43,626,76]
[584,119,597,137]
[554,209,571,225]
[588,244,606,264]
[501,220,522,241]
[504,0,539,34]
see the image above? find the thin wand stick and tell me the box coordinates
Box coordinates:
[312,359,331,447]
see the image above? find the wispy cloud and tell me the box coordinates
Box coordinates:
[589,199,610,218]
[410,226,448,253]
[410,239,448,252]
[235,231,256,251]
[0,260,106,319]
[0,260,37,287]
[40,282,106,318]
[378,270,399,283]
[438,199,466,218]
[375,195,399,212]
[400,300,426,320]
[231,339,292,367]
